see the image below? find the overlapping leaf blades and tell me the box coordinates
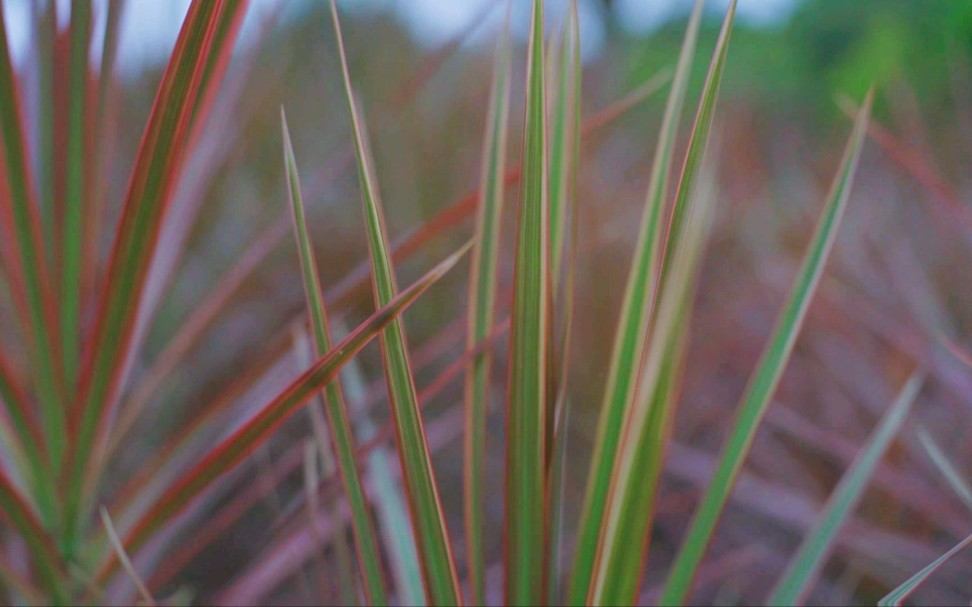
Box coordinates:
[544,3,581,601]
[105,243,469,577]
[0,0,63,519]
[879,532,972,606]
[281,110,388,605]
[660,89,874,605]
[505,0,550,604]
[569,0,706,602]
[588,4,737,603]
[67,0,244,549]
[61,0,91,391]
[0,2,943,606]
[768,373,922,605]
[463,9,511,606]
[329,1,462,603]
[0,470,67,603]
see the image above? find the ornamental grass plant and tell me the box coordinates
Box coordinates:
[0,0,969,605]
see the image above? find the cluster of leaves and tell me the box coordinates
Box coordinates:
[0,0,966,605]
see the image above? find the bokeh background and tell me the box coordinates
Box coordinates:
[6,0,972,604]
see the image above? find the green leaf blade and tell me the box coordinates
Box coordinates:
[0,1,64,490]
[590,0,737,584]
[879,532,972,607]
[568,1,706,603]
[61,0,92,391]
[0,469,68,603]
[463,10,511,606]
[330,3,462,603]
[768,373,921,606]
[105,242,468,579]
[67,0,247,548]
[545,2,581,601]
[505,1,549,604]
[0,353,53,509]
[281,110,389,606]
[659,89,874,606]
[916,425,972,512]
[547,1,581,288]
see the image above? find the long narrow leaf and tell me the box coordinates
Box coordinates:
[341,346,427,607]
[0,469,67,603]
[505,0,549,604]
[658,0,735,293]
[545,3,581,601]
[878,532,972,606]
[592,6,735,601]
[281,110,388,605]
[659,90,874,606]
[32,0,55,258]
[100,242,469,580]
[768,373,922,605]
[591,128,722,605]
[84,0,126,296]
[100,506,155,607]
[0,351,48,492]
[68,0,245,548]
[330,3,462,603]
[119,70,667,431]
[569,1,705,602]
[916,425,972,512]
[61,0,92,389]
[0,0,64,491]
[547,0,581,289]
[463,9,511,605]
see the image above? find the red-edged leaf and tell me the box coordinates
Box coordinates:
[96,242,469,582]
[0,0,64,480]
[0,469,67,602]
[66,0,247,545]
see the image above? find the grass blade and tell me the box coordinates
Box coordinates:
[878,532,972,606]
[548,0,581,289]
[505,1,549,604]
[281,109,388,605]
[334,326,428,606]
[116,0,248,421]
[0,552,45,607]
[101,242,469,579]
[61,0,92,390]
[768,373,922,606]
[568,1,705,602]
[100,506,156,607]
[330,3,462,603]
[0,351,50,496]
[85,0,126,294]
[122,71,667,427]
[591,5,736,600]
[545,3,581,599]
[659,89,874,606]
[585,5,736,595]
[301,437,356,606]
[591,133,721,604]
[0,0,64,487]
[0,469,67,603]
[463,8,511,605]
[658,0,734,293]
[67,0,245,548]
[916,425,972,512]
[32,0,55,257]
